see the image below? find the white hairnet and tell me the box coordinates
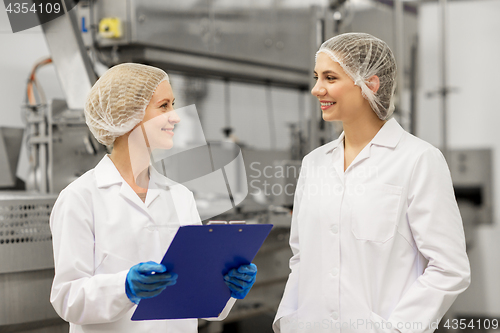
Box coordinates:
[316,33,397,120]
[84,63,169,146]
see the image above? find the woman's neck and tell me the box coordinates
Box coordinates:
[343,114,386,151]
[109,130,151,191]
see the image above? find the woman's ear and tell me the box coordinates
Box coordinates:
[367,75,380,94]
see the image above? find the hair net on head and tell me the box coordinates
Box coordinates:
[84,63,169,146]
[316,32,397,120]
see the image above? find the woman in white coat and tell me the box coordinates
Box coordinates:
[273,33,470,333]
[50,63,257,333]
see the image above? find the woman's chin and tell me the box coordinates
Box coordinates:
[150,141,174,151]
[161,141,174,150]
[322,112,339,122]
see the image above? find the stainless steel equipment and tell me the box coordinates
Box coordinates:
[0,3,101,331]
[25,1,101,194]
[40,0,96,110]
[447,149,493,246]
[48,99,107,192]
[24,99,106,194]
[0,193,67,331]
[91,0,318,89]
[86,0,336,155]
[0,128,23,188]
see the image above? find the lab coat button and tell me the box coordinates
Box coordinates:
[331,225,339,234]
[331,268,339,277]
[331,312,339,320]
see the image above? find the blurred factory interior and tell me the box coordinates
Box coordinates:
[0,0,499,332]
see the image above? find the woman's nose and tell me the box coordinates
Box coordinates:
[168,110,180,124]
[311,81,326,97]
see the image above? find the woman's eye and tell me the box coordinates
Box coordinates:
[313,76,318,81]
[327,76,337,81]
[160,102,175,111]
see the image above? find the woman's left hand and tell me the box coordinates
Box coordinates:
[223,263,257,299]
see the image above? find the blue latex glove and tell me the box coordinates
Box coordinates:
[223,263,257,299]
[125,261,178,304]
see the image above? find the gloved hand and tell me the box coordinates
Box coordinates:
[223,263,257,299]
[125,261,178,304]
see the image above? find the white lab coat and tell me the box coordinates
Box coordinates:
[274,118,470,333]
[50,155,235,333]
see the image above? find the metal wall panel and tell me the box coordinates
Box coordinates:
[0,193,57,274]
[41,5,96,110]
[93,1,323,88]
[129,1,313,71]
[0,269,60,326]
[0,194,60,327]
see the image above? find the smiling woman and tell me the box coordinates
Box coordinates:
[314,32,396,121]
[48,63,256,333]
[84,63,169,148]
[312,54,375,123]
[139,81,180,151]
[274,33,470,333]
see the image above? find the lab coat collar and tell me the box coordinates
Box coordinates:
[147,165,194,226]
[94,156,148,210]
[94,155,186,212]
[145,164,180,207]
[370,117,403,148]
[93,156,150,215]
[325,117,403,155]
[325,132,346,155]
[94,155,179,189]
[95,155,124,188]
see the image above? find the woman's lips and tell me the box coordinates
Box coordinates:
[161,128,174,135]
[320,101,336,110]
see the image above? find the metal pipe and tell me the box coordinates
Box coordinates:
[440,0,448,158]
[48,106,53,193]
[409,36,418,135]
[38,110,47,194]
[394,0,405,123]
[40,0,96,110]
[29,120,38,192]
[308,6,324,153]
[223,78,232,138]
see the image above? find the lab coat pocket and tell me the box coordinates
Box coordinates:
[351,183,402,242]
[369,311,396,333]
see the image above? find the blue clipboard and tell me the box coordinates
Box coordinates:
[131,224,273,320]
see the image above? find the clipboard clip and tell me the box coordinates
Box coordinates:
[207,221,227,225]
[207,221,246,225]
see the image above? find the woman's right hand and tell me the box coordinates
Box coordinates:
[223,263,257,299]
[125,261,178,304]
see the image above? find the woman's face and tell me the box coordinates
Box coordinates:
[311,52,368,123]
[140,80,180,150]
